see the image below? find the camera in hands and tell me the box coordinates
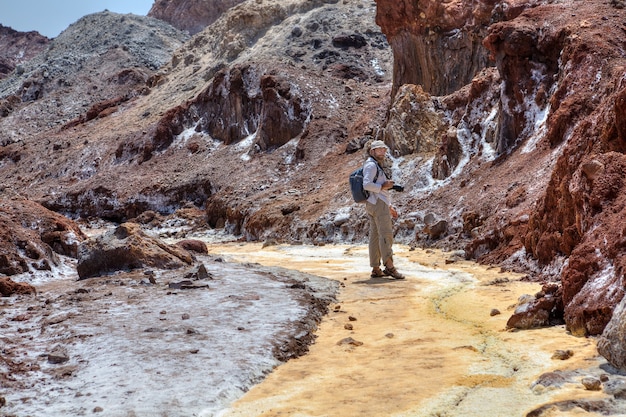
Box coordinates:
[391,184,404,192]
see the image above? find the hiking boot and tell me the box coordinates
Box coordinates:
[371,267,385,278]
[383,266,405,280]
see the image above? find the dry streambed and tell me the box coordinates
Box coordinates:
[0,253,337,417]
[2,242,626,417]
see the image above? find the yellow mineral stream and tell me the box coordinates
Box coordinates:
[207,243,609,417]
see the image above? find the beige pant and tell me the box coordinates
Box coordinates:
[365,198,393,268]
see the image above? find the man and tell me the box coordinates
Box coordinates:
[362,140,405,279]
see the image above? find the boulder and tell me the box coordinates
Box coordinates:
[175,239,208,254]
[76,223,194,279]
[506,284,563,330]
[423,213,448,240]
[0,199,86,276]
[0,277,36,296]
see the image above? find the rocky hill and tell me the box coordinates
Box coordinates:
[148,0,247,35]
[2,0,626,368]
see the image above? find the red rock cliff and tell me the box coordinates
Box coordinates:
[376,0,626,337]
[374,0,532,97]
[486,1,626,336]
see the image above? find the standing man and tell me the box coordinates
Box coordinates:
[362,140,405,279]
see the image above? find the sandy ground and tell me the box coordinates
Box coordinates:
[207,243,612,417]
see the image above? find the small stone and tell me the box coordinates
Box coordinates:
[0,396,6,407]
[144,327,164,333]
[385,333,394,338]
[600,374,610,382]
[490,308,501,316]
[262,238,278,248]
[582,376,602,391]
[195,263,210,280]
[181,313,190,320]
[348,316,357,321]
[337,337,363,346]
[93,406,103,413]
[47,346,69,364]
[344,323,353,330]
[160,310,167,315]
[190,349,199,354]
[551,349,574,360]
[186,328,198,334]
[532,371,567,389]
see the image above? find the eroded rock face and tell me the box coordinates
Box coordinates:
[381,84,444,157]
[376,0,626,339]
[503,2,626,336]
[76,222,194,279]
[148,0,246,35]
[147,64,310,159]
[483,3,566,157]
[0,199,86,276]
[374,0,529,97]
[558,153,626,336]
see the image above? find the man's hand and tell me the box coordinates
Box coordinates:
[390,206,398,219]
[381,180,394,190]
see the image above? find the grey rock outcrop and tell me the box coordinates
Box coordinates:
[381,84,444,157]
[597,296,626,371]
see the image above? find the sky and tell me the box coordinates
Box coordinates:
[0,0,155,38]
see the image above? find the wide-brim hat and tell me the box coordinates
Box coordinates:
[369,140,388,150]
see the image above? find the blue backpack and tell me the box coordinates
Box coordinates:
[349,158,380,203]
